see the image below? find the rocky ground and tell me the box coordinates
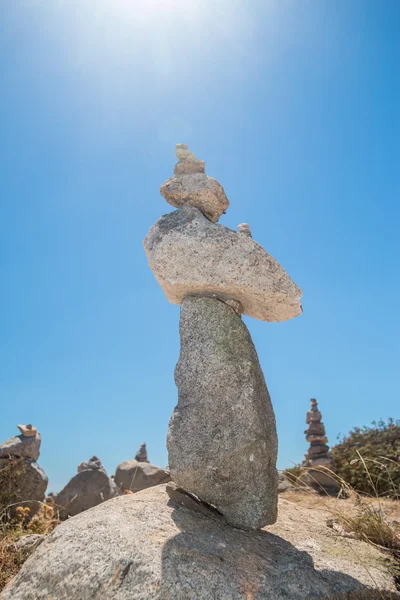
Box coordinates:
[1,484,399,599]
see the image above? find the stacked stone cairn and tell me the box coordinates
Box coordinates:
[302,398,340,493]
[144,145,303,529]
[134,442,149,463]
[0,424,48,517]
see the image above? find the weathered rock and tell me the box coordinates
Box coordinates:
[115,459,170,493]
[0,431,41,461]
[160,174,229,223]
[77,456,104,473]
[2,485,397,600]
[174,146,205,175]
[278,478,293,493]
[0,457,48,517]
[17,424,37,438]
[56,466,120,519]
[10,534,45,556]
[144,206,302,322]
[167,295,278,529]
[174,158,205,175]
[160,144,227,221]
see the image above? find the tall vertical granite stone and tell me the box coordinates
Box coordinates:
[167,295,278,529]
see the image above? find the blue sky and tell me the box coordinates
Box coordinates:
[1,0,399,492]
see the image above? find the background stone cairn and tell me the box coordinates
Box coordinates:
[144,145,303,529]
[302,398,340,493]
[0,424,48,517]
[134,442,149,463]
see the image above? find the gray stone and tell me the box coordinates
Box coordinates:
[115,460,170,493]
[144,206,302,323]
[167,295,278,529]
[56,467,121,519]
[175,143,196,160]
[173,145,205,175]
[77,456,104,473]
[174,158,205,175]
[0,457,48,517]
[1,485,397,600]
[160,173,229,223]
[11,534,45,556]
[0,432,41,461]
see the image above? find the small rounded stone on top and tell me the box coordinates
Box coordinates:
[175,144,196,161]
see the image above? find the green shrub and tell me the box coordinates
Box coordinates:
[283,464,303,483]
[332,419,400,498]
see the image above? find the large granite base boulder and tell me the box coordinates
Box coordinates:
[0,457,48,517]
[115,460,170,493]
[167,295,278,529]
[1,485,397,600]
[56,468,121,519]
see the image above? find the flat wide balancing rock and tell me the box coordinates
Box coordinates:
[167,295,278,529]
[144,206,302,323]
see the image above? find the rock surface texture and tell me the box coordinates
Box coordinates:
[160,145,228,222]
[2,485,397,600]
[0,425,47,517]
[0,458,48,517]
[167,295,278,529]
[56,459,120,519]
[115,459,170,493]
[0,431,41,461]
[144,206,302,322]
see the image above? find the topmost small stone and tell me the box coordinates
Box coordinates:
[173,144,205,176]
[17,424,37,438]
[175,144,196,161]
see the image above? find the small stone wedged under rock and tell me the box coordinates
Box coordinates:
[1,485,397,600]
[167,295,278,529]
[144,206,302,323]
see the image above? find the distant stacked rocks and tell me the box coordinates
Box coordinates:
[144,145,303,529]
[302,399,339,493]
[56,456,120,519]
[115,444,170,493]
[0,424,48,517]
[134,442,149,463]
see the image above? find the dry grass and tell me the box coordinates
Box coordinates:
[0,503,59,592]
[285,452,400,593]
